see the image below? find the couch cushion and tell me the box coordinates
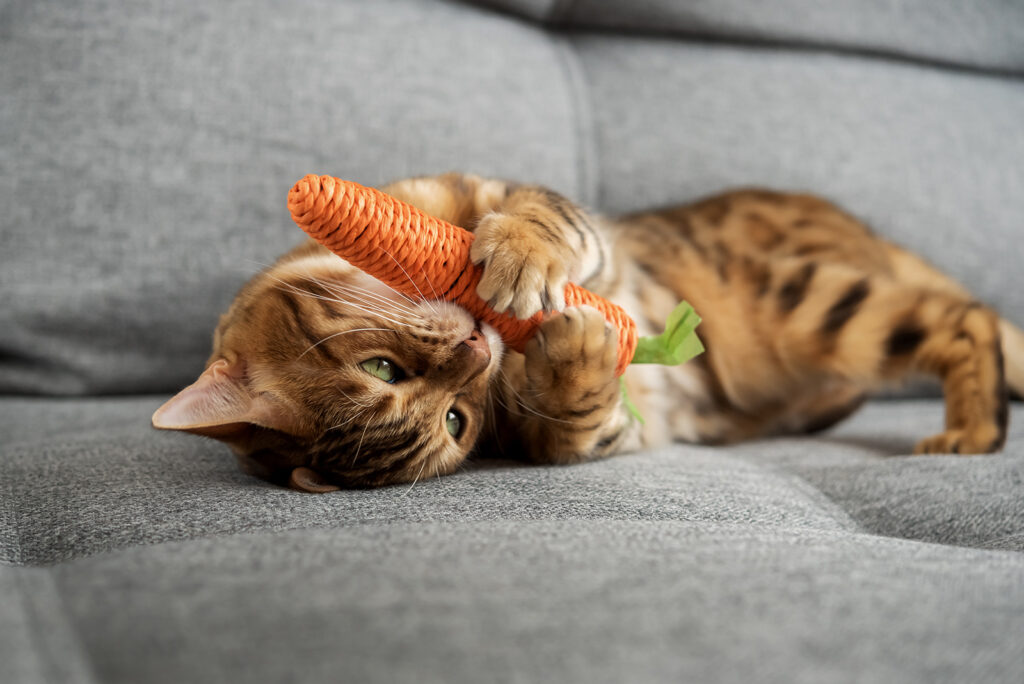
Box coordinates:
[0,0,586,395]
[572,34,1024,330]
[2,397,1022,563]
[733,403,1024,551]
[1,397,1023,683]
[476,0,1024,72]
[4,0,1024,397]
[0,396,855,565]
[3,524,1023,684]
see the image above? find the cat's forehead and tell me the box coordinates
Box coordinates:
[263,255,476,335]
[275,252,407,301]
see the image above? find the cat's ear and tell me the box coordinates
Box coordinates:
[152,358,300,440]
[288,466,341,493]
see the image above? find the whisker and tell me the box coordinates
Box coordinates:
[239,256,279,272]
[377,245,440,314]
[261,270,380,312]
[327,282,421,315]
[486,392,505,457]
[337,303,415,329]
[311,277,422,316]
[497,368,573,425]
[338,390,373,411]
[399,458,429,498]
[301,263,421,308]
[326,407,368,431]
[489,380,518,416]
[247,256,422,320]
[271,281,415,329]
[297,327,395,360]
[334,293,420,324]
[351,421,372,466]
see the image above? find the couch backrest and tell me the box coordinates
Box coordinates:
[2,0,1023,396]
[478,0,1024,72]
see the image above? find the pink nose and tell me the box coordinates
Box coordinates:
[462,328,491,363]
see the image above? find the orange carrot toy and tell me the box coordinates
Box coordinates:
[287,174,703,378]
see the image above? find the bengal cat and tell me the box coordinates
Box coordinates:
[153,174,1024,491]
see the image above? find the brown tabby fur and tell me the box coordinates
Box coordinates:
[153,174,1024,490]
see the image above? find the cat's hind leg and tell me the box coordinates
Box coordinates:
[885,241,1024,401]
[769,261,1009,454]
[904,299,1008,453]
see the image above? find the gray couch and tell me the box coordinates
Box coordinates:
[3,1,1024,682]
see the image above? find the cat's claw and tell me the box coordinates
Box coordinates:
[471,213,572,320]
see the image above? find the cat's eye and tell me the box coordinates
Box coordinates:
[445,409,463,439]
[359,358,401,383]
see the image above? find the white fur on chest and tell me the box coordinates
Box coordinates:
[608,262,711,447]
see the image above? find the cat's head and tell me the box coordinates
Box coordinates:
[153,248,503,491]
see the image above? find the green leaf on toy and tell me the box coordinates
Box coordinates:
[618,301,703,424]
[631,300,705,366]
[619,377,645,425]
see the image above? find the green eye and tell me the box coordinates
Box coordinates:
[445,409,463,438]
[360,358,400,383]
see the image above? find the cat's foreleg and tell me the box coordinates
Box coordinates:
[384,175,630,461]
[470,187,609,319]
[383,175,610,319]
[510,306,631,464]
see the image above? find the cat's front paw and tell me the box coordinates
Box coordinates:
[470,213,574,319]
[523,306,619,399]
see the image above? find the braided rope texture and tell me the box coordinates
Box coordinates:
[288,175,637,376]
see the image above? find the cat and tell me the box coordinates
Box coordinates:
[152,173,1024,491]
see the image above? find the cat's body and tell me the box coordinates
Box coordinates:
[153,174,1024,490]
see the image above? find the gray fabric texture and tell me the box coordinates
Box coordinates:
[476,0,1024,72]
[0,0,587,395]
[3,524,1024,684]
[2,398,1024,683]
[3,0,1024,395]
[574,35,1024,323]
[4,1,1024,682]
[3,398,1023,563]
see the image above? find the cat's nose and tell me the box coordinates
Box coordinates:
[441,327,492,384]
[462,328,491,364]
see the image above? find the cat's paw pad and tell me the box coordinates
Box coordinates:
[914,426,1003,455]
[470,213,572,319]
[523,306,618,394]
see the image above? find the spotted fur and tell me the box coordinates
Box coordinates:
[153,174,1024,489]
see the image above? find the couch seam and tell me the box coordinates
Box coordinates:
[12,519,1024,568]
[1,476,23,565]
[39,515,1019,568]
[9,568,100,684]
[550,32,600,207]
[777,468,865,535]
[528,0,1024,80]
[545,0,576,24]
